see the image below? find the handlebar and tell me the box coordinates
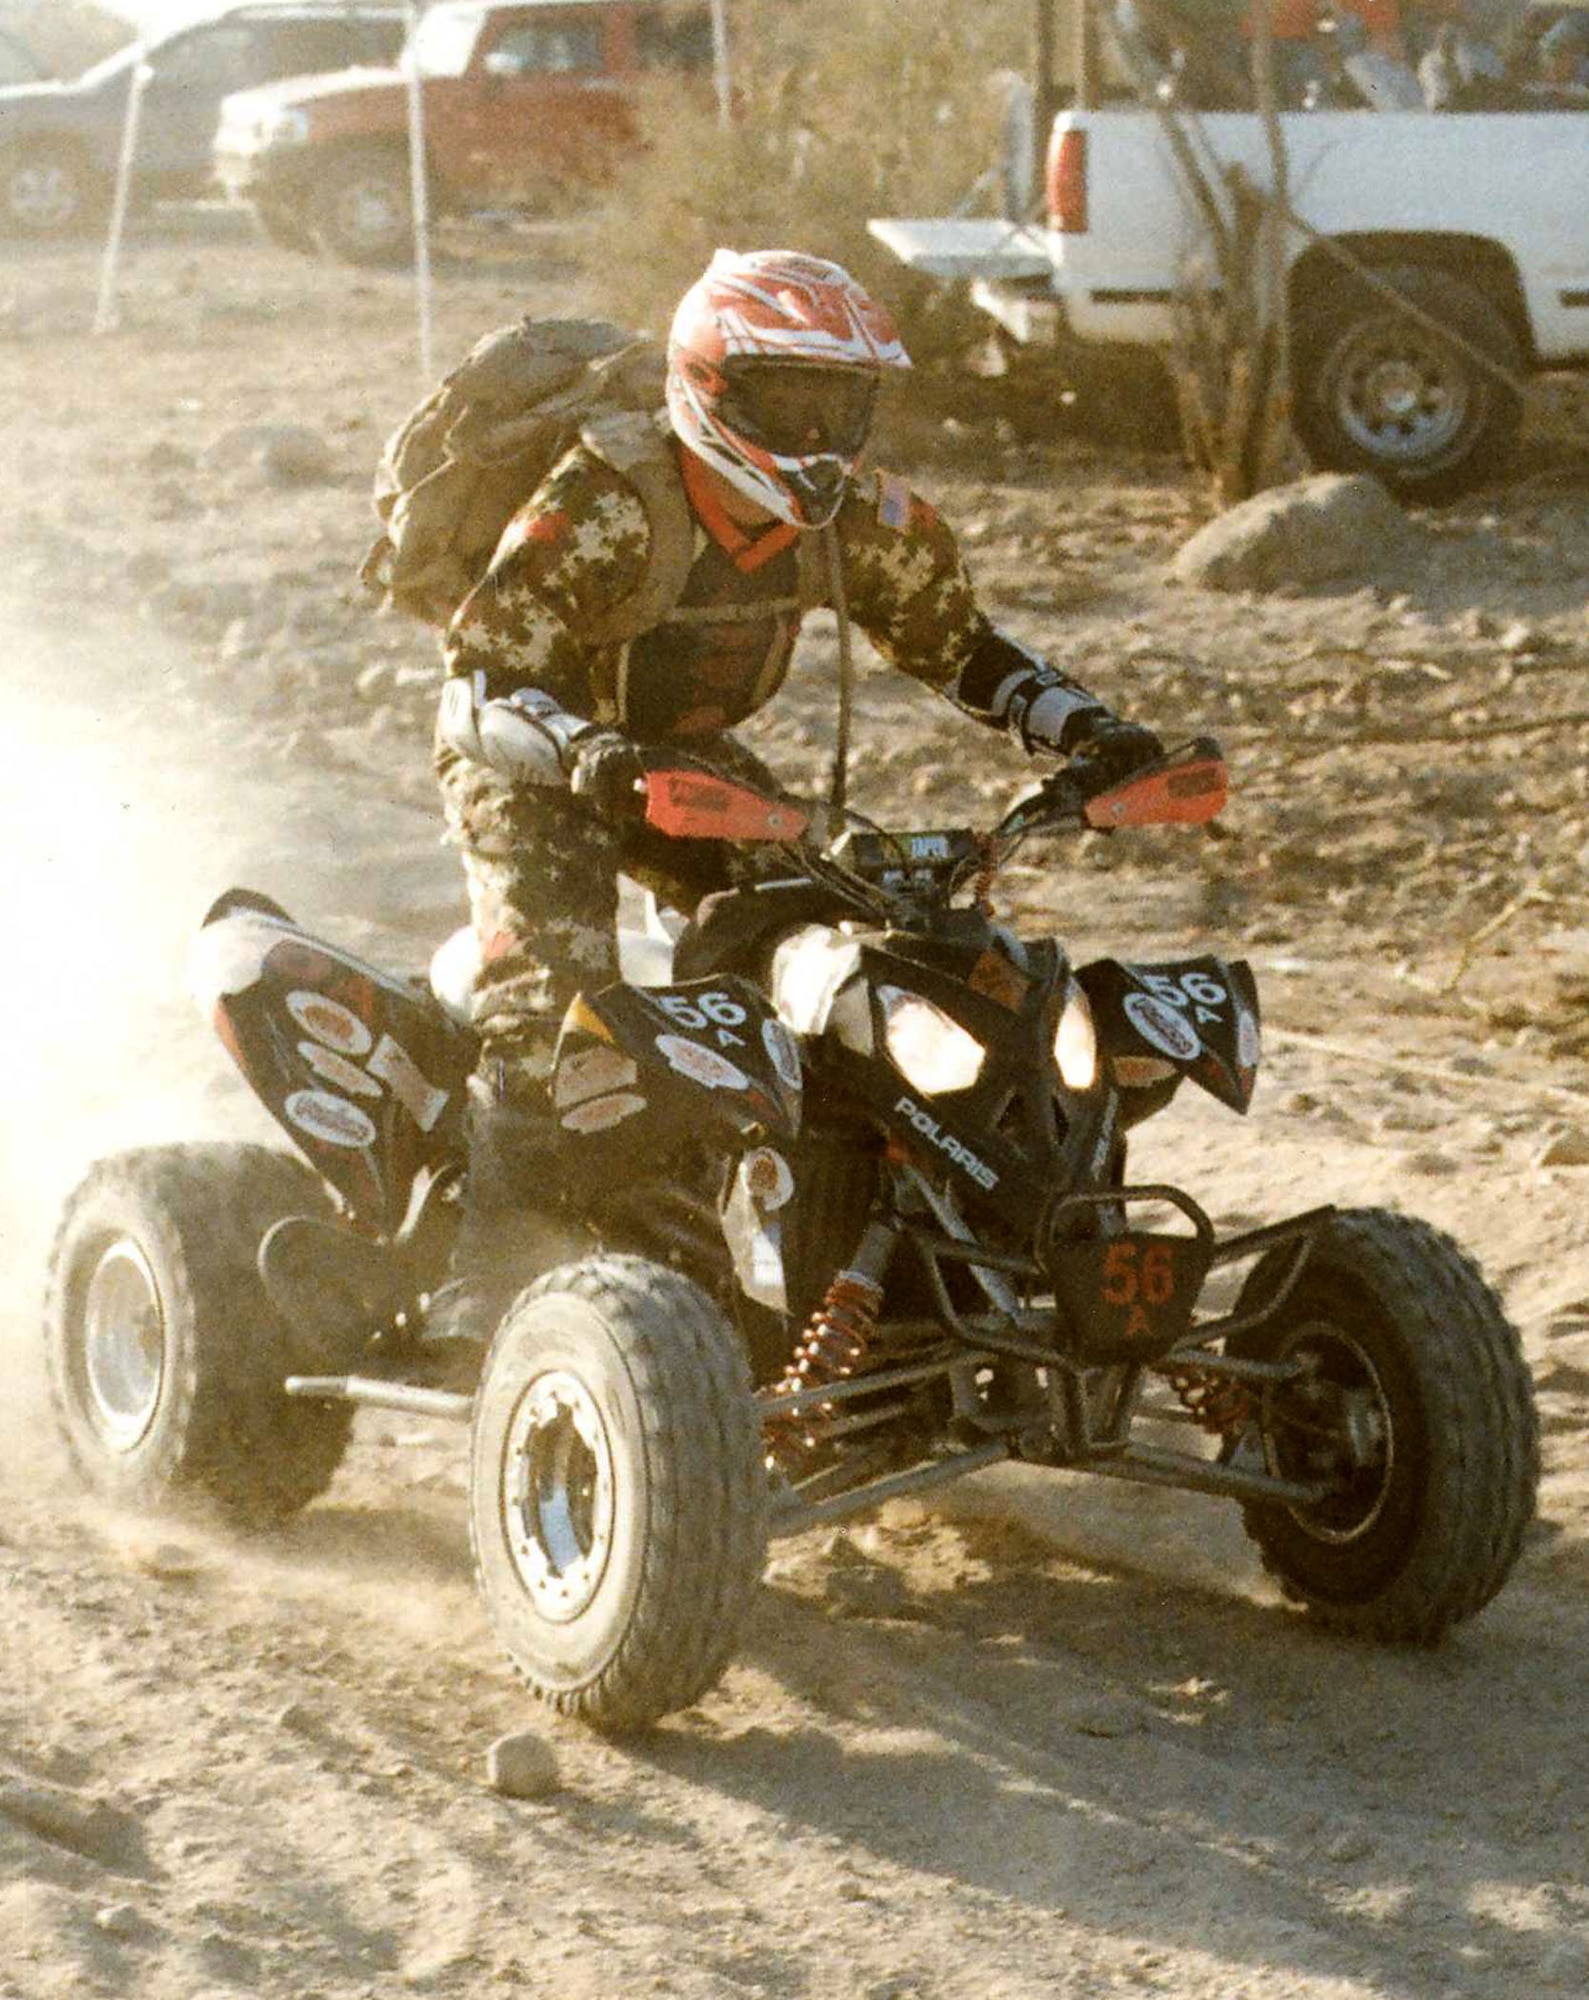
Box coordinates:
[641,766,812,844]
[638,736,1228,917]
[997,735,1229,841]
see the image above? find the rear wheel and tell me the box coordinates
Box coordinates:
[44,1144,353,1520]
[310,148,413,265]
[1228,1208,1537,1641]
[470,1255,768,1730]
[1293,263,1523,501]
[0,141,103,237]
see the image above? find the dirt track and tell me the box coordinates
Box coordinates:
[3,214,1589,2000]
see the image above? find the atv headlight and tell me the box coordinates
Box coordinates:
[770,926,863,1039]
[879,985,985,1095]
[1054,982,1098,1091]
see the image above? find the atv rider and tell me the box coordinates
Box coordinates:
[433,248,1165,1338]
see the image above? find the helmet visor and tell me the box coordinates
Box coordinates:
[720,363,878,460]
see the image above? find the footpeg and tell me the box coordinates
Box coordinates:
[259,1213,415,1364]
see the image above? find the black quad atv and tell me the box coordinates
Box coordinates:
[44,743,1539,1728]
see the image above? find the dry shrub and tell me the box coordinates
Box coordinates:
[583,0,1029,361]
[1168,170,1290,507]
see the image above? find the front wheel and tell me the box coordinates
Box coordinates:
[44,1145,354,1520]
[310,148,413,265]
[1228,1208,1538,1641]
[1293,263,1522,502]
[253,195,317,255]
[470,1255,768,1731]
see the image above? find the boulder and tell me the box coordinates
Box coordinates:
[486,1730,561,1799]
[1171,474,1414,593]
[200,423,335,487]
[1535,1127,1589,1170]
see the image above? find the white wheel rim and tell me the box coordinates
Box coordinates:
[500,1368,616,1621]
[340,180,403,247]
[9,161,77,231]
[1331,320,1470,464]
[81,1239,166,1451]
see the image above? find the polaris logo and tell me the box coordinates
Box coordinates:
[893,1094,999,1190]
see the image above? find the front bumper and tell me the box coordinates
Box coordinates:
[213,146,304,204]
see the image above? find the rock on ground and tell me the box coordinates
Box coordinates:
[1170,472,1415,591]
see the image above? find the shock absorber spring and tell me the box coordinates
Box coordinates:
[783,1272,883,1397]
[767,1220,896,1457]
[1163,1364,1253,1439]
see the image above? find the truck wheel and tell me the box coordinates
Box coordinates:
[1293,263,1522,502]
[1227,1209,1538,1642]
[44,1145,353,1521]
[310,149,412,265]
[470,1255,768,1731]
[0,141,102,237]
[254,196,317,255]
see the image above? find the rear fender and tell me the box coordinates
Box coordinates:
[552,976,803,1171]
[1079,954,1261,1113]
[189,891,473,1233]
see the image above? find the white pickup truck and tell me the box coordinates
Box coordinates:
[871,100,1589,499]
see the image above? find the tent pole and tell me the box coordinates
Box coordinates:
[404,1,434,378]
[709,0,733,130]
[94,50,151,336]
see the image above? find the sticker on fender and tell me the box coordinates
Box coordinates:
[561,1091,647,1133]
[656,1035,750,1092]
[287,989,372,1057]
[1124,991,1201,1062]
[555,1044,640,1110]
[761,1017,801,1090]
[286,1088,376,1150]
[366,1034,449,1132]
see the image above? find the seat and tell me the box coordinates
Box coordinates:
[673,879,849,983]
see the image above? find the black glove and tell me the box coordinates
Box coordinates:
[569,730,647,822]
[1065,714,1165,798]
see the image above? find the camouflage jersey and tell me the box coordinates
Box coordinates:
[432,434,1089,1091]
[437,433,994,777]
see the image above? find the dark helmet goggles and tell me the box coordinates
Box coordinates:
[719,361,879,460]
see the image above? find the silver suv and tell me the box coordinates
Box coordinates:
[0,3,405,237]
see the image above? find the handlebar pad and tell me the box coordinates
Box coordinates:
[642,768,811,843]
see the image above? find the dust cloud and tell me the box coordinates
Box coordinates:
[0,597,282,1459]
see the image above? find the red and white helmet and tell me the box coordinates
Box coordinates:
[666,248,911,529]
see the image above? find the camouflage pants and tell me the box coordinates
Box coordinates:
[437,734,785,1106]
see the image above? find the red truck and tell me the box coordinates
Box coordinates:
[214,0,712,263]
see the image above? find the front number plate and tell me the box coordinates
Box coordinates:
[1054,1230,1210,1362]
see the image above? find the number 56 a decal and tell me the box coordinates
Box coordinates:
[1102,1238,1180,1309]
[656,988,748,1047]
[1054,1229,1212,1363]
[573,978,803,1135]
[1137,966,1231,1026]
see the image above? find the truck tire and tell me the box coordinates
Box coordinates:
[470,1255,768,1731]
[310,147,413,265]
[44,1145,353,1521]
[1226,1209,1538,1642]
[1293,263,1523,502]
[0,140,103,237]
[254,196,317,255]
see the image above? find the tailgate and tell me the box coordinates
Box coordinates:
[866,218,1051,283]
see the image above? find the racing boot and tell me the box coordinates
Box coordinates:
[418,1081,585,1390]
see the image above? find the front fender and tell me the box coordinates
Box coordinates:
[551,976,803,1173]
[1079,954,1261,1114]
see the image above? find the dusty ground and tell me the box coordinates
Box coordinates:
[2,209,1588,2000]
